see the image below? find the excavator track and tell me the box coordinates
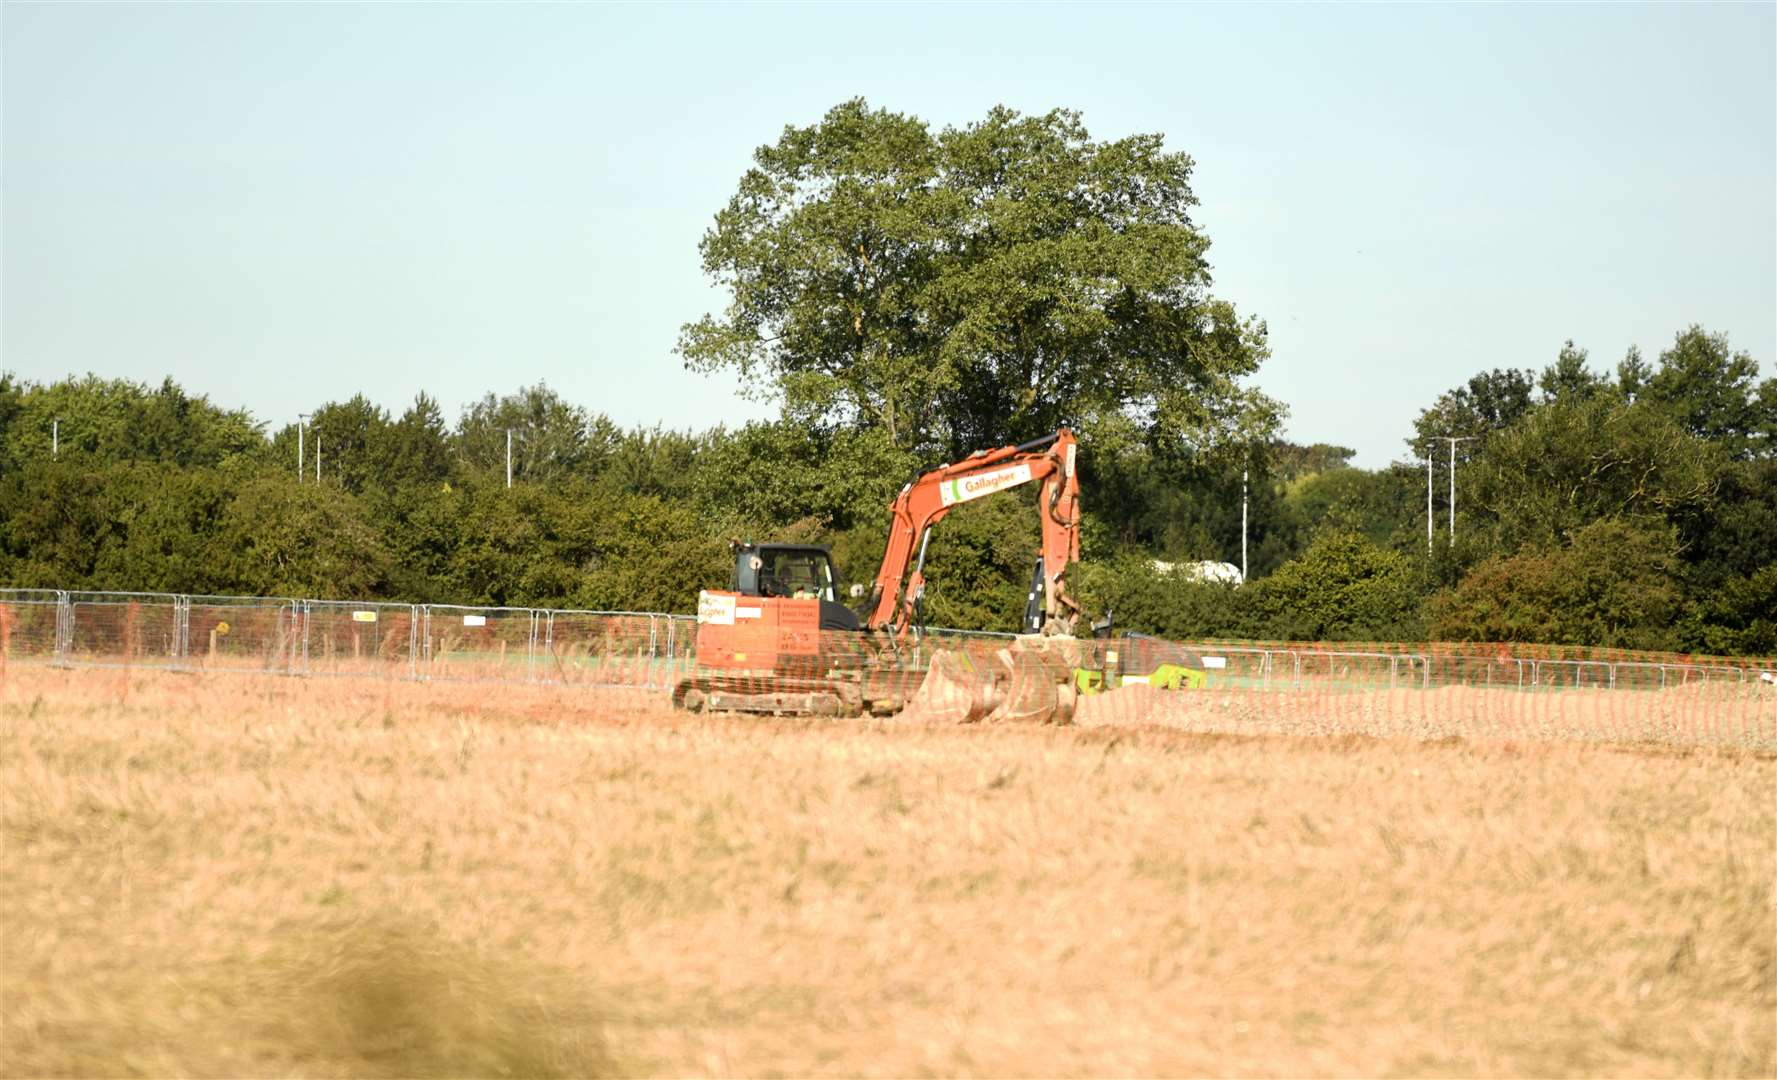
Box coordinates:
[671,667,928,717]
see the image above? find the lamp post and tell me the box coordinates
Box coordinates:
[1241,467,1249,583]
[297,414,309,482]
[1426,452,1433,555]
[1442,437,1473,548]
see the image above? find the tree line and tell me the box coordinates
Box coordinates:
[1,320,1770,655]
[2,99,1772,654]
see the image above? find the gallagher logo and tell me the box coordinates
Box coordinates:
[940,463,1035,506]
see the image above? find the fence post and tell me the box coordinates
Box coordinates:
[54,590,71,662]
[420,606,433,677]
[544,611,556,684]
[525,610,537,684]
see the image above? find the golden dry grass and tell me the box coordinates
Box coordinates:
[2,667,1773,1077]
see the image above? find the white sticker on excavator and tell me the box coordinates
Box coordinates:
[698,592,736,626]
[940,462,1034,506]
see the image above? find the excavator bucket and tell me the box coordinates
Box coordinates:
[895,637,1080,725]
[894,633,1204,726]
[896,649,1002,724]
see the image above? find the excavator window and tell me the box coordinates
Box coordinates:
[752,548,837,602]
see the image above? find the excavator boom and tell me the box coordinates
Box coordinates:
[863,429,1082,635]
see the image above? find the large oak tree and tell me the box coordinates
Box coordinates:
[678,99,1278,459]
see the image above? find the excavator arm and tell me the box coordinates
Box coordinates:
[863,429,1082,636]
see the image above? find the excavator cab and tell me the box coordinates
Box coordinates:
[731,543,861,632]
[733,543,838,602]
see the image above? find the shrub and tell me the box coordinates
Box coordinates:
[1429,517,1684,650]
[1248,532,1426,641]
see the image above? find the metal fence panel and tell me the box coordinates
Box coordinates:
[1291,649,1426,693]
[186,596,301,674]
[1180,644,1275,689]
[65,592,184,667]
[0,589,66,664]
[421,606,539,683]
[1431,653,1530,691]
[300,601,418,679]
[538,611,691,689]
[1530,659,1616,691]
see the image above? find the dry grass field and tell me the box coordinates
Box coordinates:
[2,667,1773,1077]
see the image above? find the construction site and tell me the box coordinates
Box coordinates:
[6,3,1775,1076]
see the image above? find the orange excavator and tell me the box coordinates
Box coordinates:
[671,426,1201,721]
[673,430,1117,718]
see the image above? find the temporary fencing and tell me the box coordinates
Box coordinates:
[2,588,1771,751]
[0,590,694,692]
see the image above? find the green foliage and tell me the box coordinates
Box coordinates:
[1679,564,1777,657]
[1679,458,1777,590]
[1073,555,1249,640]
[219,477,395,599]
[575,493,730,613]
[455,383,606,485]
[1463,395,1720,552]
[1409,367,1535,460]
[593,426,704,502]
[693,422,914,533]
[1284,465,1422,551]
[1537,340,1612,405]
[1641,325,1775,458]
[1270,442,1356,482]
[1,375,262,470]
[0,460,232,592]
[1,306,1770,656]
[1074,533,1425,643]
[679,99,1280,459]
[1428,518,1686,651]
[917,496,1041,633]
[1247,532,1426,642]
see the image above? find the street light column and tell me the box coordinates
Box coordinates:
[1426,452,1433,555]
[1241,468,1249,583]
[1442,437,1473,548]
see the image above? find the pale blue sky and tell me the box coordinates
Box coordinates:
[3,2,1772,467]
